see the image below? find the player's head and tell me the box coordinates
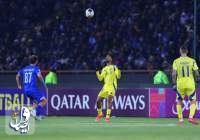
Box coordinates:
[105,54,113,64]
[179,46,188,56]
[29,55,38,65]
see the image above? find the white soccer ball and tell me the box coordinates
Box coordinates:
[85,8,94,18]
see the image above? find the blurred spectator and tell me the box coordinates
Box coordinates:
[153,67,170,85]
[45,68,58,85]
[0,0,198,70]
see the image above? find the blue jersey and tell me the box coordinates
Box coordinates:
[18,65,41,91]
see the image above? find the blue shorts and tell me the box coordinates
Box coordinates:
[24,89,46,103]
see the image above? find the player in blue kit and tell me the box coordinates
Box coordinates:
[16,55,48,120]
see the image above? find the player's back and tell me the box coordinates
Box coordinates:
[18,65,40,91]
[173,56,198,82]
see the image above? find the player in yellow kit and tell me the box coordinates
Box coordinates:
[95,54,121,123]
[172,46,199,125]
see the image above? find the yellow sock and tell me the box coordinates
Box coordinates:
[106,109,111,118]
[189,103,196,118]
[176,104,183,120]
[97,108,102,115]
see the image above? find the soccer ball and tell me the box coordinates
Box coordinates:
[85,8,94,18]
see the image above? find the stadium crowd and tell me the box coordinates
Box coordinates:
[0,0,198,71]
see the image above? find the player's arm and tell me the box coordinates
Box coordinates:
[194,70,200,82]
[16,73,22,89]
[37,70,48,94]
[172,70,177,85]
[96,68,106,81]
[192,60,200,82]
[172,60,177,90]
[114,66,121,79]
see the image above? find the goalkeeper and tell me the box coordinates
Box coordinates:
[95,54,121,123]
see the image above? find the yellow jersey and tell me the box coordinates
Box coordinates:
[96,65,121,90]
[172,56,198,83]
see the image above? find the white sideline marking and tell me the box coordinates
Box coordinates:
[0,122,176,126]
[79,122,177,127]
[31,122,177,128]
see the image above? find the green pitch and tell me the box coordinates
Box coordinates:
[0,117,200,140]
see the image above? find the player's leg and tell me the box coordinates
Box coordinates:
[24,91,37,117]
[188,98,198,124]
[95,89,106,122]
[189,93,196,119]
[187,87,198,125]
[35,91,47,120]
[176,100,183,124]
[176,87,184,124]
[96,96,104,115]
[30,100,38,117]
[105,95,113,123]
[36,97,47,116]
[105,88,115,123]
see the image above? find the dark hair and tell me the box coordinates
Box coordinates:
[158,66,164,71]
[29,55,38,64]
[180,46,188,53]
[107,53,113,58]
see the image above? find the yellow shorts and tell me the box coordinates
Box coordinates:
[98,86,116,98]
[176,79,196,101]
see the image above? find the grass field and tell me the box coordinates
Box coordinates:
[1,116,200,140]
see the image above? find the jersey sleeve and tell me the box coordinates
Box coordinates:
[172,60,177,71]
[114,66,121,79]
[96,67,106,81]
[35,67,41,76]
[192,60,199,71]
[17,69,23,76]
